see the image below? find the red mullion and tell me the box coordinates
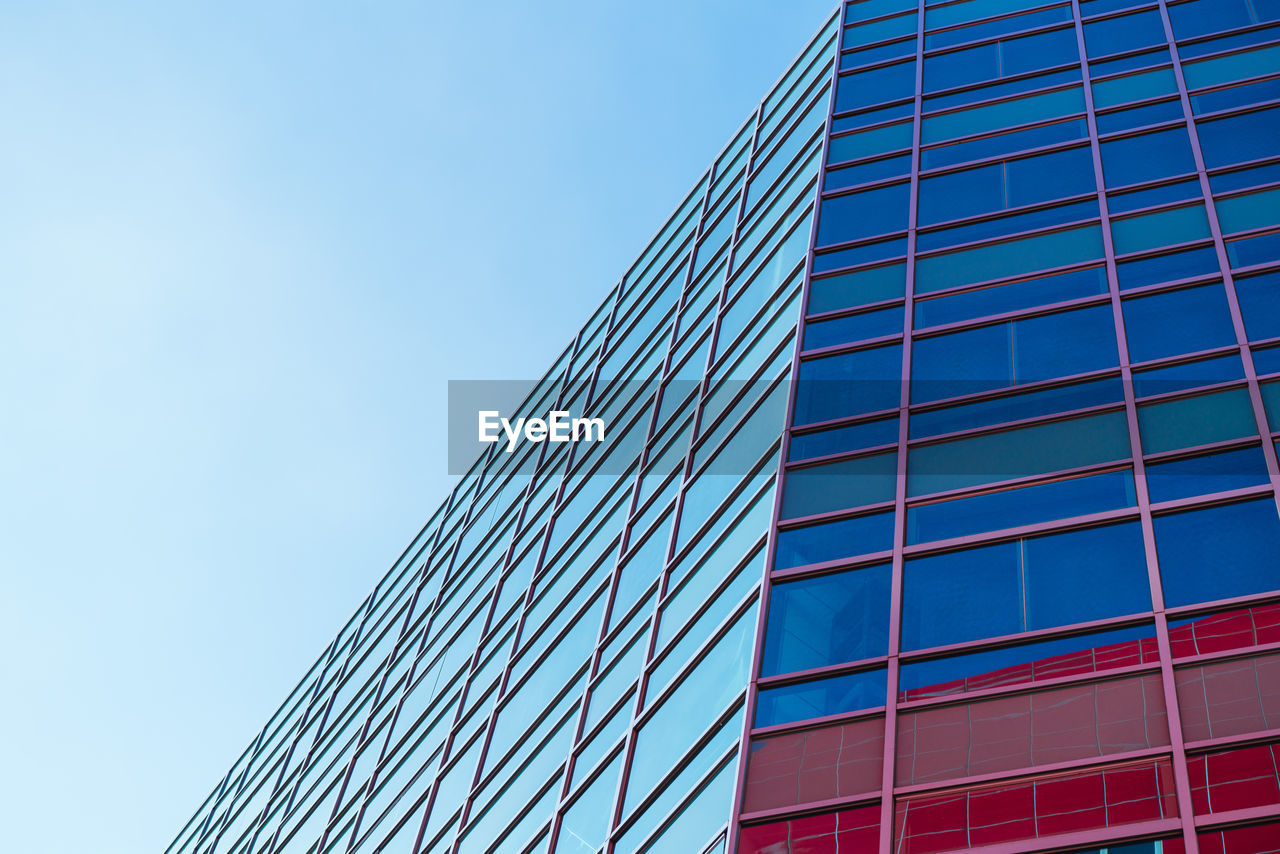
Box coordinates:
[722,15,845,854]
[893,745,1175,799]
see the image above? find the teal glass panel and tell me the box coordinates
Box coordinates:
[1091,66,1179,109]
[1216,187,1280,235]
[915,225,1104,293]
[780,451,898,519]
[1137,387,1258,454]
[827,121,914,165]
[1111,204,1211,255]
[922,87,1086,144]
[1183,43,1280,91]
[808,263,907,314]
[1263,379,1280,426]
[906,410,1132,496]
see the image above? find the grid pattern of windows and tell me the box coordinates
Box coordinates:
[169,2,1280,854]
[734,0,1280,852]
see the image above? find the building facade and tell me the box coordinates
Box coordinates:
[168,1,1280,853]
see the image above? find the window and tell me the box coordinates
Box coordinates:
[1094,66,1180,109]
[917,146,1095,226]
[835,60,915,114]
[761,563,891,675]
[739,804,879,854]
[803,305,904,350]
[922,117,1089,169]
[1095,97,1184,134]
[789,417,898,462]
[916,225,1104,293]
[911,376,1124,438]
[923,27,1078,93]
[1218,186,1280,236]
[795,343,902,424]
[908,409,1132,497]
[1083,9,1167,58]
[1169,0,1280,42]
[922,87,1086,144]
[1112,204,1211,255]
[901,521,1152,650]
[1122,283,1237,363]
[1133,353,1245,398]
[780,451,897,519]
[1100,127,1197,188]
[1138,387,1258,454]
[1175,652,1280,742]
[1155,498,1280,608]
[925,3,1074,51]
[774,511,895,570]
[914,266,1109,328]
[1147,446,1270,503]
[808,263,907,315]
[912,303,1119,402]
[1197,105,1280,169]
[1236,269,1280,341]
[1108,177,1201,214]
[754,667,887,728]
[827,120,912,165]
[816,182,910,246]
[744,716,884,812]
[1116,245,1221,291]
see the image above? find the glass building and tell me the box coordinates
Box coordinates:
[168,1,1280,853]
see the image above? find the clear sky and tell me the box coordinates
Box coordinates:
[0,2,834,851]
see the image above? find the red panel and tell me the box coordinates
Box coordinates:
[1035,770,1107,836]
[1188,741,1280,815]
[966,779,1035,847]
[743,717,883,813]
[894,791,969,854]
[1196,820,1280,854]
[1176,652,1280,742]
[895,675,1168,787]
[737,804,879,854]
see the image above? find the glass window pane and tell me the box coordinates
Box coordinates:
[1146,445,1271,503]
[817,182,911,246]
[1111,204,1211,255]
[781,451,898,519]
[1084,9,1167,58]
[1137,387,1258,454]
[1155,498,1280,608]
[808,262,907,315]
[754,667,887,728]
[795,343,903,424]
[1122,283,1238,363]
[761,563,891,676]
[1101,127,1197,188]
[774,511,895,570]
[916,225,1105,293]
[1236,269,1280,341]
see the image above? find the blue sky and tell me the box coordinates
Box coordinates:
[0,2,833,851]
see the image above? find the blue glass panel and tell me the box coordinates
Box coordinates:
[906,469,1136,544]
[1168,0,1266,41]
[1228,231,1280,269]
[827,121,913,165]
[845,0,916,26]
[754,667,887,727]
[1146,445,1271,503]
[836,61,916,114]
[1090,47,1172,77]
[812,237,908,274]
[1116,244,1221,290]
[1254,344,1280,375]
[1178,22,1280,59]
[922,117,1089,169]
[825,154,912,190]
[1123,283,1238,363]
[1197,105,1280,169]
[843,12,917,49]
[1111,204,1211,255]
[911,322,1012,402]
[898,623,1157,700]
[1094,98,1185,135]
[902,540,1024,649]
[1016,302,1121,382]
[774,512,895,570]
[911,377,1125,438]
[1237,270,1280,341]
[795,343,903,424]
[803,306,904,351]
[818,182,911,246]
[1192,77,1280,115]
[916,199,1100,252]
[924,28,1078,93]
[925,5,1074,50]
[925,68,1083,113]
[809,262,907,313]
[1084,8,1167,57]
[918,146,1096,226]
[780,451,897,519]
[915,225,1104,293]
[1081,0,1151,15]
[788,417,899,462]
[831,100,916,133]
[1092,66,1178,109]
[914,267,1109,328]
[1101,126,1197,188]
[1107,178,1202,214]
[1133,353,1245,397]
[1155,498,1280,608]
[1022,522,1153,629]
[842,38,917,71]
[761,563,891,675]
[1138,387,1259,454]
[1210,161,1280,194]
